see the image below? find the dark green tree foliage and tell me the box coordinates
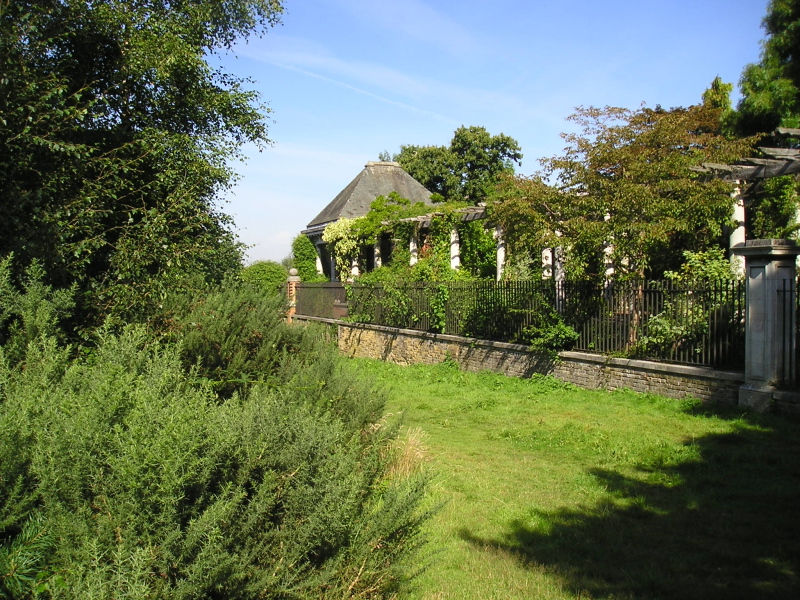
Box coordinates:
[0,274,431,599]
[735,0,800,134]
[240,260,287,293]
[291,235,327,282]
[748,174,800,237]
[458,221,496,279]
[0,0,283,326]
[491,104,756,279]
[395,126,522,204]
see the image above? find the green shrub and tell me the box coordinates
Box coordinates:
[240,260,287,293]
[0,284,432,599]
[291,235,327,283]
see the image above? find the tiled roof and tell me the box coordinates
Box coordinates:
[305,162,435,230]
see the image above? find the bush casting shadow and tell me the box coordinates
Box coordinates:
[459,413,800,599]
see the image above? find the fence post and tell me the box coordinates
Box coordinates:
[286,268,301,324]
[731,239,800,411]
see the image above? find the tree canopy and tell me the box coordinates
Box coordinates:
[490,103,756,280]
[0,0,284,327]
[735,0,800,135]
[394,126,522,204]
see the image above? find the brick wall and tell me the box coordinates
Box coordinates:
[335,321,743,405]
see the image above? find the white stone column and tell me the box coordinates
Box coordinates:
[603,243,615,280]
[541,248,553,279]
[450,227,460,269]
[350,255,360,279]
[409,227,419,266]
[603,213,614,280]
[729,180,746,276]
[315,245,324,275]
[374,241,382,269]
[495,227,506,281]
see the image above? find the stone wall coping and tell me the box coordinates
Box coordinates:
[559,351,744,382]
[300,317,746,384]
[295,316,340,325]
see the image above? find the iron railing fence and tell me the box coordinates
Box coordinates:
[295,279,746,369]
[573,279,745,369]
[295,283,348,320]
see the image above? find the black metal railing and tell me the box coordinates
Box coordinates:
[295,283,348,320]
[295,279,746,369]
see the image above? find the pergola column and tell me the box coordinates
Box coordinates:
[541,248,552,278]
[409,227,419,266]
[450,227,460,269]
[729,180,746,276]
[495,227,506,281]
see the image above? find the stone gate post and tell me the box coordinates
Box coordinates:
[731,239,800,411]
[286,268,301,324]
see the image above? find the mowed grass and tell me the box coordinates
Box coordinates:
[352,358,800,600]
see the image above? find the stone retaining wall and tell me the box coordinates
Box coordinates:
[329,320,744,405]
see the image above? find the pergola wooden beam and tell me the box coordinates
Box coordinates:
[391,205,488,228]
[774,127,800,137]
[699,159,800,181]
[758,146,800,159]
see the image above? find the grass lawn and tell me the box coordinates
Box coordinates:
[353,358,800,600]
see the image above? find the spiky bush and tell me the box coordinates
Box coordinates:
[0,275,431,599]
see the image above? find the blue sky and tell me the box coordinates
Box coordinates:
[219,0,770,263]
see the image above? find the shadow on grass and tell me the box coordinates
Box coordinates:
[459,410,800,600]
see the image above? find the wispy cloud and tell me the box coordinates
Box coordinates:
[272,61,457,124]
[332,0,480,57]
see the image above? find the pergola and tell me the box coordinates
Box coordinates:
[689,128,800,270]
[690,128,800,182]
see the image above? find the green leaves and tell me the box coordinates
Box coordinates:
[0,1,283,332]
[0,282,430,598]
[492,104,756,280]
[396,126,522,204]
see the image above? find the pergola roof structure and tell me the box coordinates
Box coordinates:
[393,205,488,229]
[690,128,800,182]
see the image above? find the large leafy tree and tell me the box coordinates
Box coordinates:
[0,0,283,326]
[735,0,800,135]
[394,125,522,204]
[491,103,756,279]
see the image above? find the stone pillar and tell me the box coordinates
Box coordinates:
[374,240,382,269]
[315,252,324,275]
[729,181,746,276]
[450,227,460,269]
[731,239,800,411]
[350,255,360,279]
[603,213,614,280]
[603,243,615,280]
[541,248,553,279]
[495,227,506,281]
[409,227,419,266]
[286,268,301,324]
